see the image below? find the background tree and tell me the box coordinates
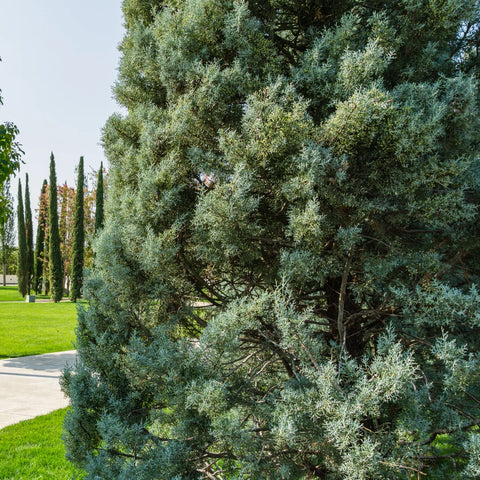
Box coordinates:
[43,220,50,295]
[94,162,104,235]
[58,182,75,294]
[24,173,33,292]
[16,179,27,297]
[49,153,63,302]
[33,179,48,294]
[0,61,23,212]
[34,173,96,294]
[70,157,84,302]
[0,181,14,286]
[83,179,96,268]
[63,1,480,479]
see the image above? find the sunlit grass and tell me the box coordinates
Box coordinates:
[0,285,53,302]
[0,302,80,358]
[0,408,85,480]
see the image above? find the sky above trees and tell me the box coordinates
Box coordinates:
[0,0,124,204]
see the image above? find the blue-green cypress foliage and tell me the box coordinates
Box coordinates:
[63,1,480,478]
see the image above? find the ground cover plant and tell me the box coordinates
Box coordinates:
[0,301,78,358]
[64,0,480,478]
[0,408,84,480]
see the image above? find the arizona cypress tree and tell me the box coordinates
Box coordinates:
[94,162,104,235]
[70,157,84,302]
[48,153,63,302]
[63,1,480,478]
[24,173,33,293]
[16,179,27,297]
[33,179,48,294]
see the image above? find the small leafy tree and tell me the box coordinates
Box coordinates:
[33,179,48,294]
[49,153,63,302]
[16,179,27,297]
[0,66,23,212]
[70,157,84,302]
[0,180,14,286]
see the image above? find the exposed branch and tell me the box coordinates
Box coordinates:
[337,249,353,350]
[422,420,480,446]
[378,461,426,476]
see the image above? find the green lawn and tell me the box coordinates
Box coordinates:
[0,301,79,358]
[0,285,51,302]
[0,409,85,480]
[0,287,84,478]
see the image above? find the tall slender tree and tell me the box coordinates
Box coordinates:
[59,182,75,294]
[24,173,33,293]
[16,179,27,297]
[43,219,50,295]
[70,157,84,302]
[0,181,14,286]
[48,153,63,302]
[63,1,480,478]
[94,162,104,235]
[33,179,48,294]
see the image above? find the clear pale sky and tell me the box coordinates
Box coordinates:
[0,0,124,209]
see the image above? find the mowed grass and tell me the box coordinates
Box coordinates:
[0,302,79,358]
[0,285,50,302]
[0,408,85,480]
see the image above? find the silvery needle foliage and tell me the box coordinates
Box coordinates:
[62,1,480,478]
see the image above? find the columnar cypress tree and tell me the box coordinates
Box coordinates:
[24,173,33,293]
[94,162,104,235]
[43,220,50,295]
[48,153,63,302]
[16,179,27,297]
[63,1,480,478]
[58,183,70,294]
[33,179,48,294]
[70,157,84,302]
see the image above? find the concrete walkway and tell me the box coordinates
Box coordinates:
[0,350,77,429]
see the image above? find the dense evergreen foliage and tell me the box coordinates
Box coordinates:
[64,1,480,478]
[94,162,104,235]
[33,179,48,294]
[48,154,63,302]
[70,157,84,302]
[16,179,27,297]
[24,173,33,293]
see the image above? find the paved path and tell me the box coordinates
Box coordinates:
[0,350,77,429]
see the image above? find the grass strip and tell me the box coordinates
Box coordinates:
[0,285,63,302]
[0,302,79,358]
[0,408,84,480]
